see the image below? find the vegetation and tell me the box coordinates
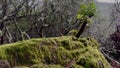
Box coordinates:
[0,0,119,68]
[76,2,96,38]
[0,36,110,68]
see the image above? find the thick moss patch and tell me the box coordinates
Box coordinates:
[0,36,110,68]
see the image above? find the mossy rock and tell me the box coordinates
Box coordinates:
[0,36,110,68]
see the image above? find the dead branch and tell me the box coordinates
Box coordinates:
[100,47,120,68]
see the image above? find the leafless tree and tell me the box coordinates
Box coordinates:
[0,0,92,44]
[0,0,41,44]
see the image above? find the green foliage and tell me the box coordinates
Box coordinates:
[75,2,96,38]
[77,2,96,23]
[68,29,78,36]
[78,2,96,18]
[0,36,110,68]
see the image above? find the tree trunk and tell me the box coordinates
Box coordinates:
[75,22,87,38]
[0,0,7,44]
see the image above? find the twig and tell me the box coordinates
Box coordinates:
[100,47,120,68]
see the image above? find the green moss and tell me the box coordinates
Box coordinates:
[68,29,78,36]
[0,36,110,68]
[31,63,64,68]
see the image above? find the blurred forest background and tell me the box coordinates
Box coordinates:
[0,0,116,43]
[0,0,95,44]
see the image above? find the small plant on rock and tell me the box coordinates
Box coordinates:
[75,2,96,38]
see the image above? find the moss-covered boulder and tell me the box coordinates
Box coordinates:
[0,36,110,68]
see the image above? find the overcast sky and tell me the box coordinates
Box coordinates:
[96,0,116,3]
